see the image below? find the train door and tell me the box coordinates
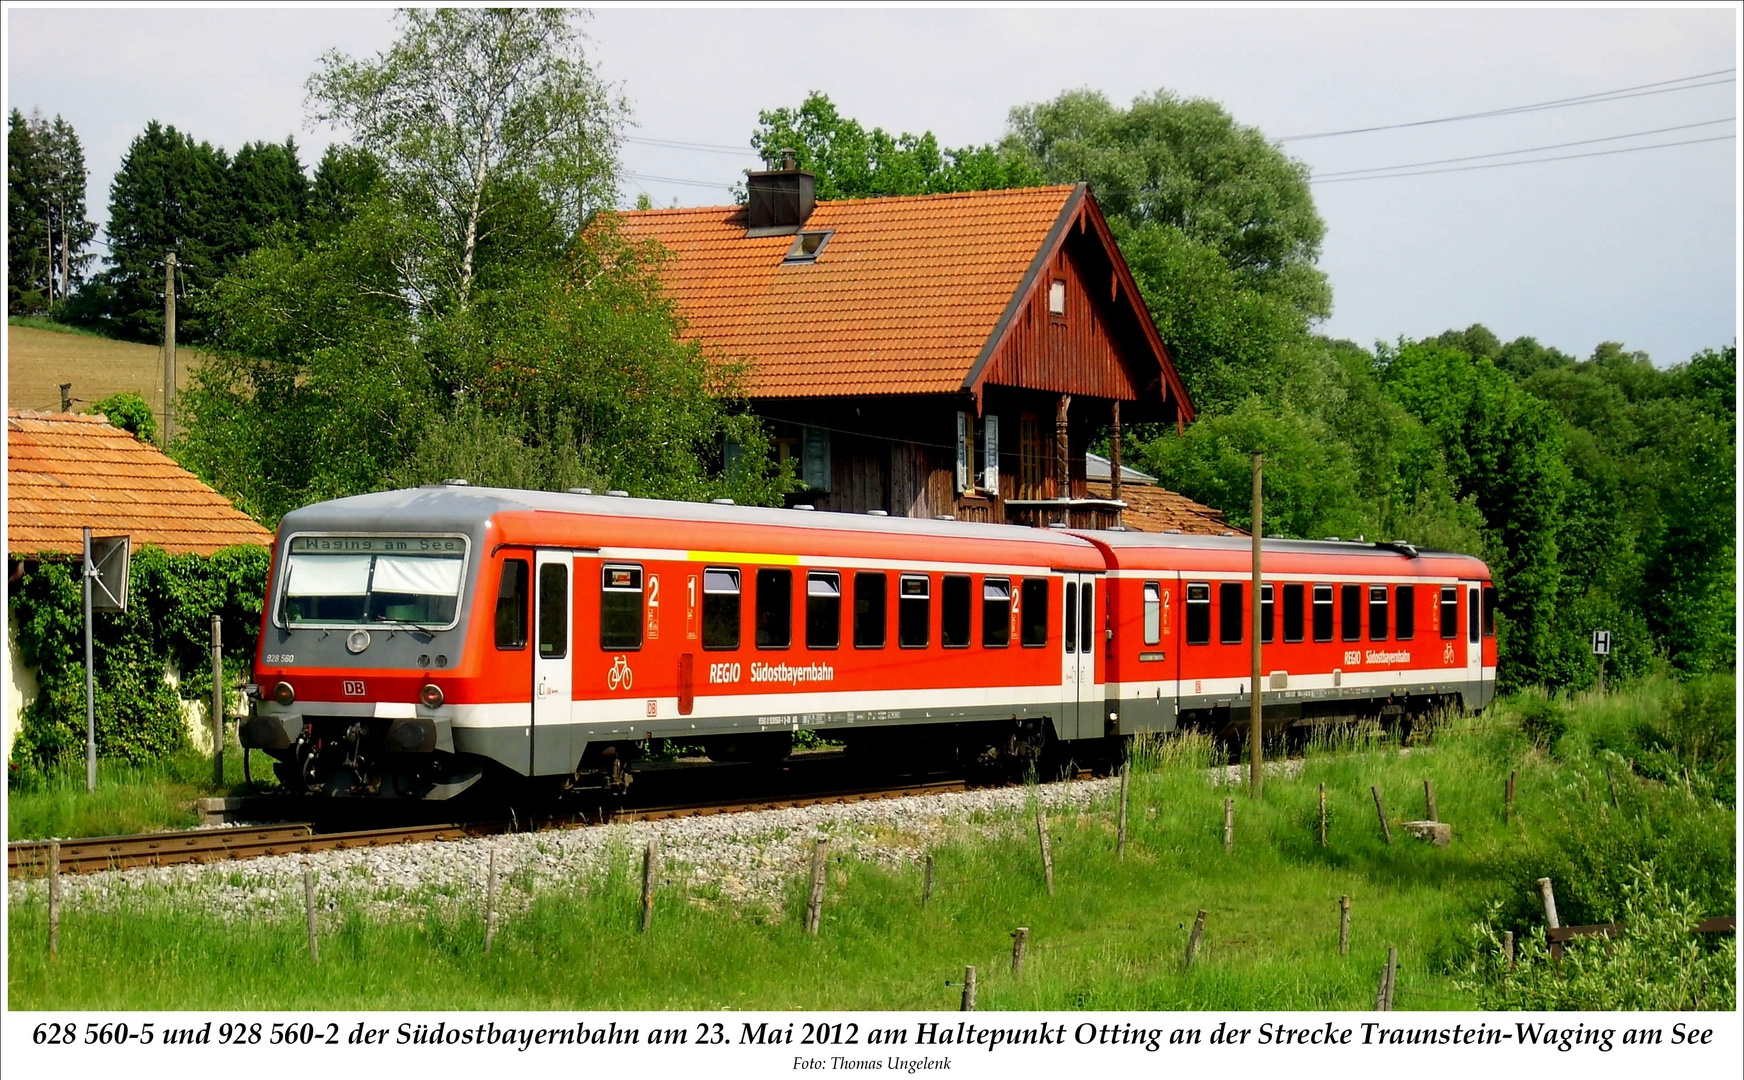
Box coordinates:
[1464,582,1482,703]
[531,550,573,774]
[1061,573,1100,740]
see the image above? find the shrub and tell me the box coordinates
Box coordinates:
[87,391,157,443]
[1515,694,1567,750]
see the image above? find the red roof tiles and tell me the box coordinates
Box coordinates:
[616,186,1079,399]
[1088,480,1241,536]
[7,411,272,557]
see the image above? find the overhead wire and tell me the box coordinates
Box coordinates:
[1311,133,1734,184]
[1279,66,1736,142]
[1313,116,1736,179]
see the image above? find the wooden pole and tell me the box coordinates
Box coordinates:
[1223,796,1234,853]
[1011,927,1029,977]
[1053,394,1071,512]
[922,853,935,907]
[1109,400,1123,507]
[485,849,498,953]
[162,252,176,447]
[1035,808,1055,895]
[1250,453,1263,797]
[1505,770,1516,824]
[59,382,71,413]
[641,840,658,934]
[1502,930,1516,970]
[1376,947,1398,1010]
[1536,877,1560,929]
[303,868,319,963]
[48,840,61,959]
[1423,778,1437,823]
[1116,760,1130,858]
[83,527,96,793]
[1371,786,1392,844]
[211,614,224,785]
[805,838,828,935]
[960,966,977,1011]
[1319,782,1328,847]
[1338,895,1350,956]
[1184,909,1206,969]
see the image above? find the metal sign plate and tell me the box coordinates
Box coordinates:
[1591,629,1611,656]
[90,535,131,612]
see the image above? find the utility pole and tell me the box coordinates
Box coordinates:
[83,527,96,793]
[1250,454,1263,797]
[161,252,176,447]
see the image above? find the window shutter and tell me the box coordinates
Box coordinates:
[982,415,1000,494]
[955,412,970,494]
[802,425,831,491]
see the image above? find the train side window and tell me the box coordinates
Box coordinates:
[755,568,793,649]
[1064,582,1079,653]
[495,559,529,650]
[537,562,568,660]
[942,575,972,648]
[1143,582,1162,645]
[599,564,644,650]
[1396,585,1415,640]
[702,568,741,650]
[1369,584,1389,641]
[898,575,930,648]
[1219,582,1243,645]
[1080,582,1095,654]
[1020,578,1049,646]
[1282,583,1304,643]
[1341,584,1362,641]
[806,572,841,649]
[1312,585,1334,642]
[853,572,886,649]
[1185,583,1211,645]
[1468,587,1480,643]
[982,578,1012,648]
[1260,583,1274,644]
[1482,585,1497,638]
[1439,586,1458,639]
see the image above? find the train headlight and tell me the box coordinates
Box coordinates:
[271,681,296,706]
[419,683,444,709]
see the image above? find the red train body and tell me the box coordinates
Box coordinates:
[240,486,1496,798]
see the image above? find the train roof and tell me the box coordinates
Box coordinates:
[278,484,1099,550]
[1075,528,1490,576]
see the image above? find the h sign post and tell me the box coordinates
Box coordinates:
[1592,630,1612,695]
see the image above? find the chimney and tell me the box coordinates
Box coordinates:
[745,148,815,236]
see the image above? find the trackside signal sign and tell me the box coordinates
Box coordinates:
[1591,630,1611,656]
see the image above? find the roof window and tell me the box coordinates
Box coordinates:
[1048,279,1066,316]
[783,230,833,263]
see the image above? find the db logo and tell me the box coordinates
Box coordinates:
[342,680,366,697]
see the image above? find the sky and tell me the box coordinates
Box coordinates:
[4,4,1738,367]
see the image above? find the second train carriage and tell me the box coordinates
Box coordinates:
[240,484,1497,799]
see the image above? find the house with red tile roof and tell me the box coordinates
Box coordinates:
[6,410,271,760]
[617,171,1197,529]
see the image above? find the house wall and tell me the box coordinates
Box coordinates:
[5,609,38,762]
[980,237,1142,402]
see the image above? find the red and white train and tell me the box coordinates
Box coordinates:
[241,484,1497,798]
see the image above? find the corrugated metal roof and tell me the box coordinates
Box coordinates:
[615,186,1078,399]
[6,410,272,557]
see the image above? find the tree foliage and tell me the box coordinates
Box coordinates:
[7,109,96,315]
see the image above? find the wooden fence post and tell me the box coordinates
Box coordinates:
[1502,930,1515,970]
[922,853,935,907]
[641,840,658,934]
[1424,779,1438,823]
[1536,877,1560,929]
[1184,909,1207,969]
[1371,786,1392,845]
[47,840,61,960]
[960,966,977,1011]
[805,839,829,935]
[1035,808,1055,895]
[1223,797,1234,853]
[1339,895,1351,956]
[1011,927,1029,977]
[1319,782,1328,847]
[1505,770,1516,824]
[1375,947,1397,1010]
[485,849,498,953]
[303,868,319,963]
[1117,761,1130,858]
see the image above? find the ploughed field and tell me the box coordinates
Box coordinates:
[5,324,205,428]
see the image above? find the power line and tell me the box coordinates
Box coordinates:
[1314,116,1735,179]
[625,135,757,157]
[1311,133,1734,184]
[623,170,737,191]
[1280,67,1737,142]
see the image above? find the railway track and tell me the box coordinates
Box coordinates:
[7,778,971,878]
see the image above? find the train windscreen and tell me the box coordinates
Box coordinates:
[282,536,467,628]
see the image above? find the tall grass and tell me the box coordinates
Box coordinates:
[7,744,273,841]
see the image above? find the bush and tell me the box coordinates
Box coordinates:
[1515,694,1568,750]
[87,391,157,443]
[1457,864,1735,1010]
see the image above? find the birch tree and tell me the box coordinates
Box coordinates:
[307,8,623,309]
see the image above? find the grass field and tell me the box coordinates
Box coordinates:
[8,682,1734,1011]
[5,323,206,429]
